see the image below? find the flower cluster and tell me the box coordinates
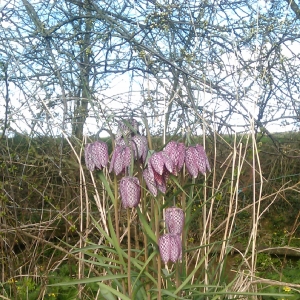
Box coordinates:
[84,118,210,265]
[143,141,210,196]
[159,207,184,264]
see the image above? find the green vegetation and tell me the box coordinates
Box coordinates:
[1,130,299,299]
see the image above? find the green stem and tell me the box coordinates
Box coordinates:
[127,208,131,298]
[114,175,126,294]
[140,173,150,300]
[154,198,161,300]
[175,262,180,291]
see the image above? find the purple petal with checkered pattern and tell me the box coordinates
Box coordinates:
[164,141,185,174]
[85,143,95,171]
[110,145,132,175]
[159,233,182,264]
[85,141,108,171]
[177,142,186,171]
[119,176,141,208]
[185,146,199,178]
[165,207,185,235]
[150,151,174,175]
[149,152,165,175]
[195,144,211,173]
[92,141,109,170]
[131,135,148,163]
[143,168,158,197]
[170,234,182,262]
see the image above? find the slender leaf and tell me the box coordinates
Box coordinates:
[136,206,157,244]
[98,171,116,206]
[49,274,127,286]
[98,282,131,300]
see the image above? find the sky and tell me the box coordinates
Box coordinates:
[1,0,300,138]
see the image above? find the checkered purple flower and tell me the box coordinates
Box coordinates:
[185,144,210,178]
[165,207,185,235]
[143,151,172,196]
[149,151,173,175]
[159,233,182,264]
[131,134,148,163]
[163,141,185,175]
[84,141,109,172]
[109,145,131,175]
[119,176,141,208]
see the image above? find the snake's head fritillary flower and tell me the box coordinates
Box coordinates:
[115,119,139,141]
[195,144,211,173]
[131,135,148,163]
[165,207,185,235]
[109,145,131,175]
[149,151,173,175]
[163,141,185,175]
[119,176,141,208]
[143,164,169,196]
[159,233,182,264]
[185,144,210,178]
[84,141,109,172]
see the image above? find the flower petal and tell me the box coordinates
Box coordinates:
[165,207,185,235]
[143,168,158,197]
[84,143,95,171]
[159,234,171,264]
[119,176,141,208]
[150,152,165,175]
[185,146,199,178]
[170,234,182,262]
[196,144,211,173]
[93,141,108,169]
[131,135,148,163]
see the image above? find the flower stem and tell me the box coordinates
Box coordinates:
[127,208,132,298]
[154,198,162,300]
[114,175,126,294]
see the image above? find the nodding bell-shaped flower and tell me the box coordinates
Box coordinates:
[143,151,173,196]
[159,233,182,264]
[143,166,169,197]
[119,176,141,209]
[115,119,139,141]
[85,141,109,172]
[163,141,185,175]
[131,134,148,163]
[109,145,131,175]
[165,207,185,235]
[149,151,173,175]
[185,144,210,178]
